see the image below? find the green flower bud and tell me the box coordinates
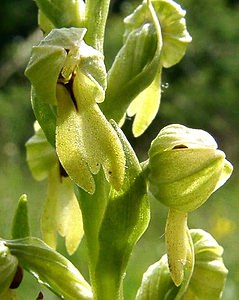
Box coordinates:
[0,242,18,296]
[148,124,233,212]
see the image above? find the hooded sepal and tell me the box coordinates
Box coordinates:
[148,124,233,212]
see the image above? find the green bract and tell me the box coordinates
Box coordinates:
[25,27,125,194]
[11,194,30,239]
[102,0,191,137]
[148,124,233,212]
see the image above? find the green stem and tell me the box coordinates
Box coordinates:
[85,0,111,52]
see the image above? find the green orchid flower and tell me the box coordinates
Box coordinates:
[25,27,125,194]
[103,0,192,137]
[26,123,83,255]
[147,124,233,286]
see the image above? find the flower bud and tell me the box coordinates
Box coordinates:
[148,124,233,212]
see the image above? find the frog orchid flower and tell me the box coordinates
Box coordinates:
[25,27,125,194]
[147,124,233,286]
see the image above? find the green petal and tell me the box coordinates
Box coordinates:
[136,229,227,299]
[25,45,67,105]
[136,255,176,300]
[149,124,218,157]
[148,124,233,212]
[56,176,84,255]
[40,165,59,250]
[165,209,191,286]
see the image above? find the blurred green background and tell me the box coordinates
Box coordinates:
[0,0,238,299]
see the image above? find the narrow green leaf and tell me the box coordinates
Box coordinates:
[11,194,30,239]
